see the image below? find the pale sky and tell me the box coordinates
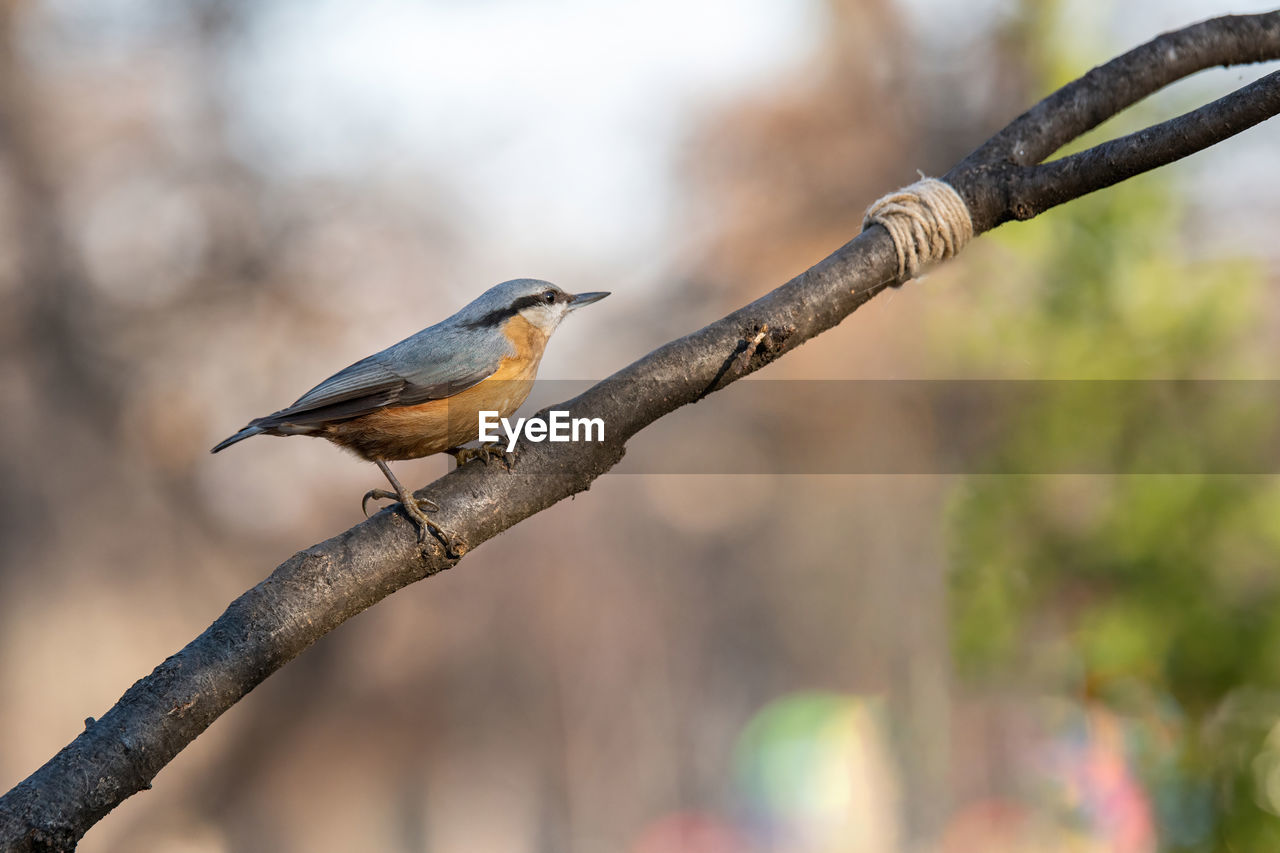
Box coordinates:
[30,0,1280,271]
[227,0,825,268]
[226,0,1280,270]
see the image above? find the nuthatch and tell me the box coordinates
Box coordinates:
[212,279,609,541]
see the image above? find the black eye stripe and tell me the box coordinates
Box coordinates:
[510,294,549,313]
[462,291,560,330]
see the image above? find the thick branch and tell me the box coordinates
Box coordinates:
[3,10,1279,852]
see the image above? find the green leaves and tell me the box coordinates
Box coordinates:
[941,163,1280,847]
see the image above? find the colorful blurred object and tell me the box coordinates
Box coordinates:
[1040,705,1157,853]
[732,692,901,852]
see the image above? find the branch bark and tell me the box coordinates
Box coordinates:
[4,11,1280,851]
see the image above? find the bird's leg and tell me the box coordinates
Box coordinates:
[447,443,515,469]
[362,460,441,543]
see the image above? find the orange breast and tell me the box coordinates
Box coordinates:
[321,315,549,461]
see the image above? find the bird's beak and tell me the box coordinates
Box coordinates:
[567,291,610,309]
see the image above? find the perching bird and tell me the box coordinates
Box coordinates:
[212,279,609,541]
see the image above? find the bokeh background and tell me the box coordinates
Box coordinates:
[2,0,1280,851]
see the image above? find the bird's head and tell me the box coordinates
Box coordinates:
[459,278,609,336]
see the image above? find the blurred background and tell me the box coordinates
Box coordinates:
[2,0,1280,851]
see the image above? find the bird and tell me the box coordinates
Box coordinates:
[212,279,609,542]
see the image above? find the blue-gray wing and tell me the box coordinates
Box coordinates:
[250,327,506,428]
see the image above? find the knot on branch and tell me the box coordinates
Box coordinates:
[862,177,974,279]
[730,322,795,377]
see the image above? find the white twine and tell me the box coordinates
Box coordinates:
[862,177,973,279]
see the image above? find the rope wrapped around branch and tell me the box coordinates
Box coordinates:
[862,177,974,279]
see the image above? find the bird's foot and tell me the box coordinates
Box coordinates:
[362,488,441,542]
[362,488,440,519]
[365,460,465,556]
[448,442,516,470]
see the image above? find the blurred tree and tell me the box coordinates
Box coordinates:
[944,3,1280,849]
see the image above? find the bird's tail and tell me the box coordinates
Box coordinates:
[210,425,265,454]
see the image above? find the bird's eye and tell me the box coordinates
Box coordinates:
[543,290,557,303]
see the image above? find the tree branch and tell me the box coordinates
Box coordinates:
[4,11,1280,851]
[987,70,1280,222]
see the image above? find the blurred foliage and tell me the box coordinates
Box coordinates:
[941,9,1280,847]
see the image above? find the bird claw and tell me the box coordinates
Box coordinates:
[361,487,440,532]
[362,488,393,518]
[449,443,516,470]
[365,461,461,553]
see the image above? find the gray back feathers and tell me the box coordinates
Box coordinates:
[250,279,557,429]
